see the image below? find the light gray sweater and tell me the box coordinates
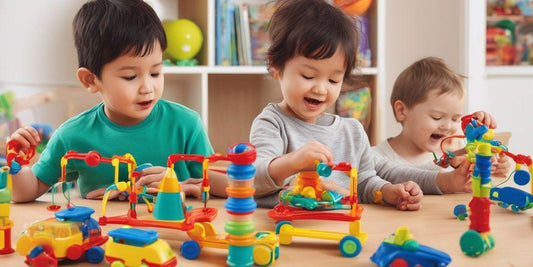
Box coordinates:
[250,104,441,207]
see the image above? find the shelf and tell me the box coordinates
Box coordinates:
[163,66,379,75]
[486,65,533,77]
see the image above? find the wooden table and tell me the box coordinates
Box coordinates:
[2,192,532,266]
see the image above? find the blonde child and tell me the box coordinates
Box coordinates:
[373,57,511,194]
[250,0,424,211]
[9,0,227,202]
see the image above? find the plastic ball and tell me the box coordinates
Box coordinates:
[334,0,373,16]
[163,19,203,61]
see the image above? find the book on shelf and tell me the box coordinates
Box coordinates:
[247,2,272,66]
[215,0,272,66]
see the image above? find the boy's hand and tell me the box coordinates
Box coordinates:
[10,126,41,152]
[436,156,472,193]
[491,153,513,178]
[291,141,334,171]
[180,178,203,198]
[135,166,166,193]
[472,110,497,129]
[381,181,423,211]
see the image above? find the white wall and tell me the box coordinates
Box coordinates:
[465,0,533,153]
[383,0,465,140]
[0,0,84,96]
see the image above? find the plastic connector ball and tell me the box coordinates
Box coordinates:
[454,204,469,220]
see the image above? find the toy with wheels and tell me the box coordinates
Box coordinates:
[268,161,367,257]
[182,221,279,266]
[163,19,203,64]
[104,227,177,267]
[15,206,107,267]
[490,160,533,212]
[370,226,451,267]
[178,143,279,267]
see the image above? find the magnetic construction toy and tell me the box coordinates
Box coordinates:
[436,113,533,256]
[268,161,367,257]
[98,143,279,266]
[15,206,108,267]
[370,226,451,267]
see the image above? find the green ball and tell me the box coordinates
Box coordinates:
[163,19,203,61]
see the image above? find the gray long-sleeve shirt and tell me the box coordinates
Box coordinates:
[372,140,443,194]
[250,103,390,204]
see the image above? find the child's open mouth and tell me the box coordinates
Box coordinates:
[137,100,153,108]
[430,133,445,141]
[304,97,324,107]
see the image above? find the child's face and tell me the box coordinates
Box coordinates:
[273,49,346,123]
[401,90,464,153]
[94,44,164,126]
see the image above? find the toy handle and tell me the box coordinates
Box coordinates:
[6,139,36,167]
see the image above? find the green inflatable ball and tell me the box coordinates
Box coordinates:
[163,19,203,61]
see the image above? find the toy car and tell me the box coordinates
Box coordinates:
[105,227,177,267]
[370,226,451,267]
[16,206,107,267]
[490,170,533,212]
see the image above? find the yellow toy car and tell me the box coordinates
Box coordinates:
[104,227,177,267]
[16,206,107,267]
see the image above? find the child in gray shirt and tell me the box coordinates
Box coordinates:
[250,0,423,210]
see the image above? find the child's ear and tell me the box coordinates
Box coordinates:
[393,100,408,122]
[270,66,280,80]
[77,68,98,94]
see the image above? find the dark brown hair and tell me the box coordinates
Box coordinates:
[73,0,167,78]
[267,0,359,81]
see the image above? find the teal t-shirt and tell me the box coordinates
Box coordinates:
[32,99,214,198]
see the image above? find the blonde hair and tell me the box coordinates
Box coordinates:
[391,57,465,120]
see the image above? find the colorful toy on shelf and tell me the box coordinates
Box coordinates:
[334,0,373,16]
[15,206,108,267]
[0,166,14,254]
[163,19,203,64]
[268,161,367,257]
[98,143,279,266]
[104,227,177,267]
[370,226,451,267]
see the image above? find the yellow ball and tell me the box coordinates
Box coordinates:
[163,19,203,61]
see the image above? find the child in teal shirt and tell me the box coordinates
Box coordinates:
[9,0,227,202]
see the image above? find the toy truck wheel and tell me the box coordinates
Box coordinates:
[339,235,362,257]
[66,244,83,260]
[497,202,509,208]
[253,244,274,266]
[275,221,293,245]
[86,246,104,264]
[274,246,279,259]
[181,240,201,260]
[390,257,408,267]
[511,204,521,213]
[460,230,485,257]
